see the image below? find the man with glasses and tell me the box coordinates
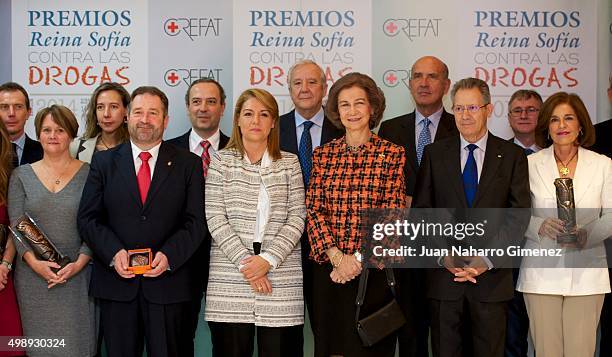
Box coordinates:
[0,82,43,166]
[413,77,530,357]
[505,89,542,357]
[379,55,458,357]
[507,90,542,155]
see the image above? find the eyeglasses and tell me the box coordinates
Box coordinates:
[509,107,539,117]
[452,104,487,114]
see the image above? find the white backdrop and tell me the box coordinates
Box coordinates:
[5,0,610,140]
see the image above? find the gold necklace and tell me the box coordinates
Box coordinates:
[98,136,110,150]
[553,150,578,177]
[42,159,73,185]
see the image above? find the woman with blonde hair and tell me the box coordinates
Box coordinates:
[205,88,306,357]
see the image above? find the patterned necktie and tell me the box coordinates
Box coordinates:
[462,144,478,208]
[200,140,211,178]
[11,142,19,167]
[298,121,314,186]
[137,151,152,204]
[416,118,431,165]
[524,148,534,156]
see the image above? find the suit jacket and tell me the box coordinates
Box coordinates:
[19,135,43,165]
[592,119,612,158]
[166,129,230,152]
[279,109,343,157]
[69,136,98,163]
[77,141,205,304]
[517,146,612,295]
[378,110,457,197]
[166,128,229,296]
[413,133,531,301]
[279,109,343,265]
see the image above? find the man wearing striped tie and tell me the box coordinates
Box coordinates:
[505,89,542,357]
[378,56,458,357]
[167,78,230,352]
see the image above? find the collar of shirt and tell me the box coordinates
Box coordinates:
[131,140,162,179]
[295,107,325,149]
[415,107,443,129]
[512,137,540,153]
[459,132,489,181]
[244,148,272,168]
[12,133,26,151]
[341,132,377,153]
[189,128,220,156]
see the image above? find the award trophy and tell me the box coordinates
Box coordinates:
[554,178,578,244]
[0,224,7,257]
[9,213,71,271]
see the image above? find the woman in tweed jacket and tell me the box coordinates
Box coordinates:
[205,88,306,357]
[307,73,408,357]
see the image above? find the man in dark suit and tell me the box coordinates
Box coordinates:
[279,60,343,339]
[78,86,205,357]
[504,89,542,357]
[413,78,531,357]
[167,78,229,345]
[378,56,457,357]
[593,78,612,357]
[0,82,43,166]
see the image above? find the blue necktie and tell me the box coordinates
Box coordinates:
[298,121,314,186]
[462,144,478,208]
[524,148,534,156]
[416,118,431,165]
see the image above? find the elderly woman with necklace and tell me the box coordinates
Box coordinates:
[8,105,95,357]
[306,73,408,357]
[517,92,612,357]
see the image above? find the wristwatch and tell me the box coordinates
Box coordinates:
[1,260,12,271]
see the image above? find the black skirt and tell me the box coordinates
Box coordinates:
[310,263,402,357]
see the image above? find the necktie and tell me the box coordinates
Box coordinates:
[298,121,314,186]
[524,148,534,156]
[462,144,478,208]
[416,118,431,165]
[11,142,19,167]
[137,151,152,204]
[200,140,211,178]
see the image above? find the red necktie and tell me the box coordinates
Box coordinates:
[200,140,211,178]
[137,151,152,204]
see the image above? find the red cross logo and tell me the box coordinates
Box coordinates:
[167,72,179,84]
[386,21,398,34]
[386,72,397,85]
[167,21,179,33]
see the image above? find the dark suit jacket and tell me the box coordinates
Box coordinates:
[591,119,612,158]
[378,110,457,197]
[413,133,531,302]
[166,128,229,296]
[77,141,205,304]
[279,110,343,157]
[19,135,43,165]
[166,129,230,152]
[279,109,343,264]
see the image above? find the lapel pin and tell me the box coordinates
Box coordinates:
[497,154,502,158]
[167,161,172,166]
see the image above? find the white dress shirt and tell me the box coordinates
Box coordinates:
[189,129,221,156]
[131,140,161,179]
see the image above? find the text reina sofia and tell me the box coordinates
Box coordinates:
[372,246,564,258]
